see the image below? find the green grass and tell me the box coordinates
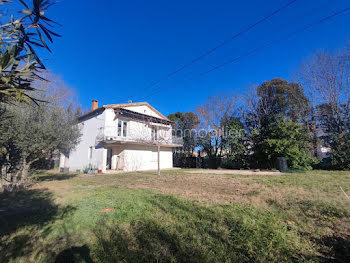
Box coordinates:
[255,170,350,191]
[92,192,308,263]
[1,169,349,262]
[0,188,308,262]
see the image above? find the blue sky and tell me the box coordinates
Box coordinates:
[38,0,350,115]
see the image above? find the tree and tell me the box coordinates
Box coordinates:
[331,133,350,170]
[256,78,309,125]
[220,117,246,168]
[196,94,239,168]
[168,112,199,155]
[297,48,350,169]
[0,0,60,104]
[243,79,312,169]
[0,84,81,185]
[196,94,237,156]
[256,119,316,170]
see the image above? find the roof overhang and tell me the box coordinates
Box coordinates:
[78,102,173,123]
[103,140,182,148]
[114,108,174,126]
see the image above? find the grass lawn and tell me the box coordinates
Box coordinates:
[0,169,349,262]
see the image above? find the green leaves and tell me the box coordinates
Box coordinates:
[0,0,60,104]
[256,119,317,170]
[330,133,350,170]
[0,49,12,71]
[0,94,81,180]
[257,78,310,123]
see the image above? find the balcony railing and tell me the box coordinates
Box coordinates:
[96,126,119,142]
[171,136,184,146]
[96,126,183,146]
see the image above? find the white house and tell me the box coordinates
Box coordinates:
[59,101,182,172]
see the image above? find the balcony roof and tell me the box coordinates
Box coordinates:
[102,139,182,148]
[78,102,171,122]
[114,108,174,125]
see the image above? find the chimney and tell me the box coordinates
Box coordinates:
[91,100,98,111]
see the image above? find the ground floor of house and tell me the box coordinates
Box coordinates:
[60,143,174,173]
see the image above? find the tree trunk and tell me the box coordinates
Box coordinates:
[17,154,38,184]
[1,153,11,186]
[1,155,7,184]
[21,163,30,182]
[19,153,28,182]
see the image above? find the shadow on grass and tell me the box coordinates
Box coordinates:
[316,234,350,262]
[54,245,94,263]
[35,173,79,181]
[0,188,77,262]
[266,197,350,262]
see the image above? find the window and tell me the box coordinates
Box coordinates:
[118,120,122,136]
[152,127,158,141]
[88,146,93,159]
[117,120,128,137]
[123,121,127,137]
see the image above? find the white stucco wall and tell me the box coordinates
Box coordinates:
[123,105,163,119]
[104,108,172,143]
[62,110,107,172]
[122,145,173,171]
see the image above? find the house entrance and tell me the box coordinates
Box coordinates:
[106,148,112,169]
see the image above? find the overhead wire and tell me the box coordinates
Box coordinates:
[128,0,299,101]
[138,6,350,100]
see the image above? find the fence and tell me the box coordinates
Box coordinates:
[173,154,224,169]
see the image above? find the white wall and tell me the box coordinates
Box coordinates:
[123,145,173,171]
[104,108,172,144]
[123,105,163,119]
[62,110,107,172]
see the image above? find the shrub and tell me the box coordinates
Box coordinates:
[330,134,350,170]
[255,119,318,170]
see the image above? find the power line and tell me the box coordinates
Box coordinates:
[139,6,350,101]
[129,0,298,100]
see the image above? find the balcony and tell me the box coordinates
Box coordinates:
[171,136,184,146]
[96,126,183,147]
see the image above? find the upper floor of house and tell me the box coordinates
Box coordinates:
[78,100,183,147]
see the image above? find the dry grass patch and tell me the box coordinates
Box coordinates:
[126,172,268,204]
